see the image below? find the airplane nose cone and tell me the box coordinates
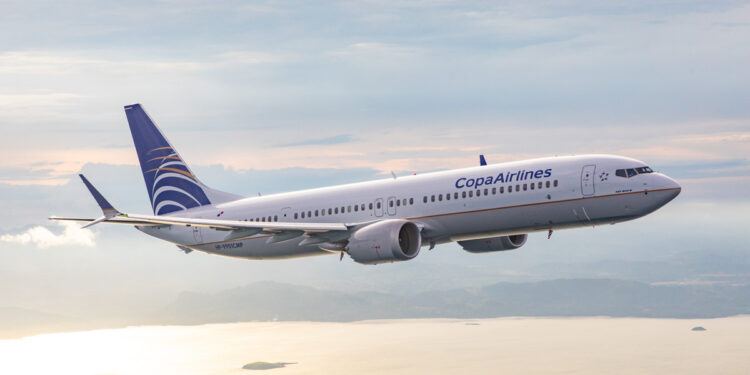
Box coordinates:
[658,174,681,201]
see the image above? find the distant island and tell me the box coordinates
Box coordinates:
[242,362,296,370]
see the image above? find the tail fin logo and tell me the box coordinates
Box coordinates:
[144,146,210,215]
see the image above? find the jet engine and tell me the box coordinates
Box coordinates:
[347,219,422,264]
[458,234,527,253]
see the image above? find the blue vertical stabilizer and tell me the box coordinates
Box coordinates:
[124,104,242,215]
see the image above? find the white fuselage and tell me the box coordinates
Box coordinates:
[138,154,681,259]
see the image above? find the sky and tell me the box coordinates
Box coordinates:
[0,0,749,319]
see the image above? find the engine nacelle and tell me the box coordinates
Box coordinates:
[347,219,422,264]
[458,234,527,253]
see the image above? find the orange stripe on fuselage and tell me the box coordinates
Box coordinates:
[407,187,680,221]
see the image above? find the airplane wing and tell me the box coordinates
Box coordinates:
[50,175,350,242]
[49,214,348,232]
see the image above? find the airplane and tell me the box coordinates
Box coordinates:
[51,104,682,264]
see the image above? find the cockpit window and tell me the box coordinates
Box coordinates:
[616,166,654,178]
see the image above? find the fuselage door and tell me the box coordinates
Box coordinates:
[581,164,596,196]
[374,198,384,217]
[386,196,397,216]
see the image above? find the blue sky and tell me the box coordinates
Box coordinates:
[0,0,748,316]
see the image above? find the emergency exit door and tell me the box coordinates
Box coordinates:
[581,165,596,196]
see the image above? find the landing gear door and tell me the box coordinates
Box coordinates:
[581,164,596,196]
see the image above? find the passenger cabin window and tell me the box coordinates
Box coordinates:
[294,213,298,219]
[377,202,381,209]
[468,190,473,198]
[554,180,559,187]
[409,198,414,205]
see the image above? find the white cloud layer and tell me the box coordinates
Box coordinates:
[1,221,95,249]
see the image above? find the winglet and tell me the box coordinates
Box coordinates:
[79,174,121,228]
[479,154,487,166]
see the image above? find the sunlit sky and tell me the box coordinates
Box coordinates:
[1,0,749,318]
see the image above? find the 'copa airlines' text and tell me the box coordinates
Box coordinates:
[455,169,552,189]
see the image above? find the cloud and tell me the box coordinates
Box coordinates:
[1,221,95,248]
[275,134,355,147]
